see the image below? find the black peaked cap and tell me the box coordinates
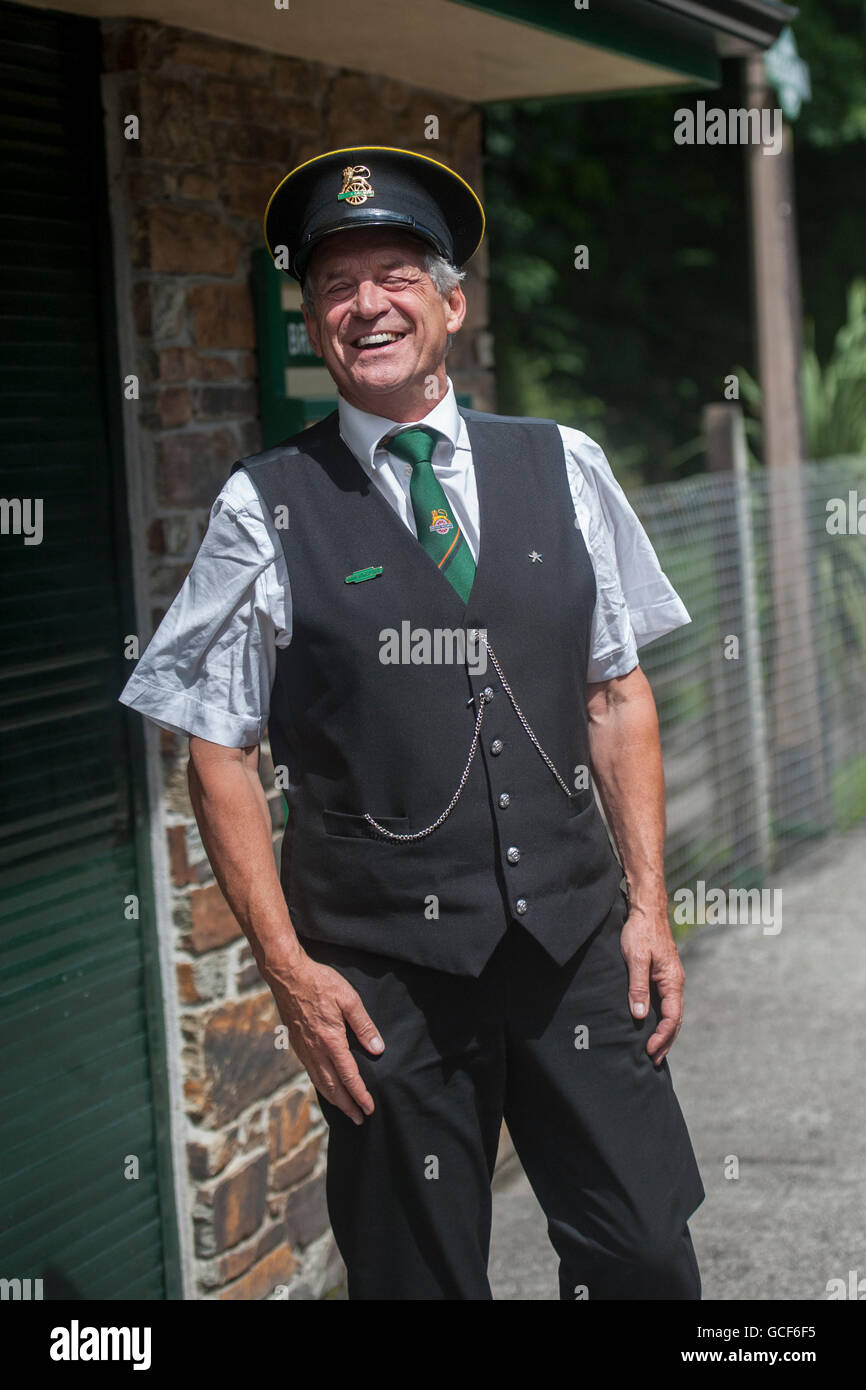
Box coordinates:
[263,145,485,283]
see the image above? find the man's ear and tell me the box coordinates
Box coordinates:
[301,303,322,359]
[444,285,467,337]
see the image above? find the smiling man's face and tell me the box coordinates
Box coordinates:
[300,228,466,422]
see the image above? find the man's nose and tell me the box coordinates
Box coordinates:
[352,279,392,318]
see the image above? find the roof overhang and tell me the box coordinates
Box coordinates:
[644,0,798,56]
[19,0,797,102]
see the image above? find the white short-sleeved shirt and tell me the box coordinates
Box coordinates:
[118,377,690,747]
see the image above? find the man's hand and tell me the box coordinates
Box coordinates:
[264,954,385,1125]
[620,901,685,1066]
[186,736,385,1125]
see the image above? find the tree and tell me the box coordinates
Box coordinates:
[483,3,866,484]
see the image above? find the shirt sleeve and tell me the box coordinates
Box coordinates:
[117,470,291,747]
[559,425,691,682]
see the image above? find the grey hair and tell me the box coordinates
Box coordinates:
[301,248,465,314]
[424,252,466,299]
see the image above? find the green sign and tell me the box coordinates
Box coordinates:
[764,27,811,122]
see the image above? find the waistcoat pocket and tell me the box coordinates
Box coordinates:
[567,786,595,816]
[322,809,410,840]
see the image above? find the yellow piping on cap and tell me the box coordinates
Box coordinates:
[262,144,486,268]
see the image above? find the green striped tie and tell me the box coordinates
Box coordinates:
[385,426,476,603]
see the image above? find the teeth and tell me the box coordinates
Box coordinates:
[356,332,403,347]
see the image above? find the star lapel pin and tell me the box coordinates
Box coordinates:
[528,550,543,563]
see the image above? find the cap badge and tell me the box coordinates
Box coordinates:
[337,165,375,206]
[429,508,454,535]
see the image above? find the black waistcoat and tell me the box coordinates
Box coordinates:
[230,406,624,976]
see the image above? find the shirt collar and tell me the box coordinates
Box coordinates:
[337,376,462,472]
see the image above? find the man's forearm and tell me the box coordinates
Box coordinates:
[586,664,668,914]
[187,742,305,978]
[186,739,382,1124]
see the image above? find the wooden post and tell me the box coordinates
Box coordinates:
[743,55,831,841]
[704,402,773,878]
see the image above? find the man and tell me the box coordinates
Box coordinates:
[120,146,705,1300]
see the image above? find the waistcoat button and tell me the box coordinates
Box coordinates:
[481,686,494,701]
[490,739,504,755]
[515,898,528,915]
[498,792,511,808]
[506,846,520,864]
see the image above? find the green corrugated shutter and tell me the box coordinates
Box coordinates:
[0,2,176,1299]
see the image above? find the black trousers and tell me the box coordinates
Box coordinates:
[298,890,705,1300]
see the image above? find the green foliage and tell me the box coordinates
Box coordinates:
[655,676,709,727]
[483,5,866,485]
[733,278,866,460]
[833,751,866,830]
[787,0,866,146]
[802,280,866,457]
[484,78,753,488]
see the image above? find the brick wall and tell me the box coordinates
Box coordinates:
[102,18,495,1299]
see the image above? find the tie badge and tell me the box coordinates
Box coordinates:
[337,165,374,205]
[429,508,454,535]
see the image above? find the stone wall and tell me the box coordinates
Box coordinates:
[102,17,495,1299]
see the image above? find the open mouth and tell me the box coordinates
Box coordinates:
[351,330,408,353]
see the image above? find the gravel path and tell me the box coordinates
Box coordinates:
[489,824,866,1300]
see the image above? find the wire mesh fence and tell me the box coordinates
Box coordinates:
[630,454,866,897]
